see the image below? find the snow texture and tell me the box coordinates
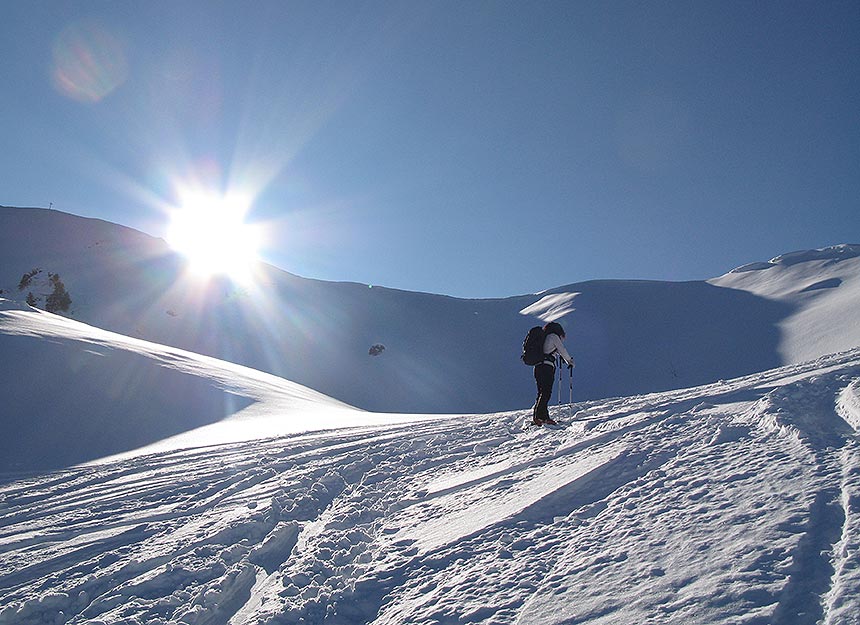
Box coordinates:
[1,207,860,624]
[1,327,858,623]
[3,207,859,414]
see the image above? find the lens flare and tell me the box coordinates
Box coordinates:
[52,19,128,103]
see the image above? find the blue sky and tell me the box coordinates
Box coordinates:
[2,1,858,297]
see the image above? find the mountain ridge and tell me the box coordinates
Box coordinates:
[2,205,858,413]
[2,207,860,624]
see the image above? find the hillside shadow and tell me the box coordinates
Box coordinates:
[0,335,253,474]
[556,280,797,402]
[248,278,798,414]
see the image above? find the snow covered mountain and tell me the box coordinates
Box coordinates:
[2,206,859,414]
[0,298,858,624]
[2,205,860,624]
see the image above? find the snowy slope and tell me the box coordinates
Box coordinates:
[0,206,537,414]
[0,299,427,473]
[2,211,860,623]
[3,206,859,413]
[1,341,858,624]
[711,244,860,364]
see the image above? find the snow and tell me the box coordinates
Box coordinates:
[711,244,860,364]
[1,333,858,624]
[2,208,860,624]
[3,207,859,414]
[1,316,860,625]
[520,292,580,322]
[0,302,432,472]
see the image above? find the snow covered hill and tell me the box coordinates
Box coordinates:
[3,206,859,413]
[1,329,858,624]
[711,245,860,364]
[0,299,426,473]
[2,206,860,624]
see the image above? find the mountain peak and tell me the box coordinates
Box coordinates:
[729,244,860,274]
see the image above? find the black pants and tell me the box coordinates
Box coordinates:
[533,364,555,421]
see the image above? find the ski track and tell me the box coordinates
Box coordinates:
[1,351,859,625]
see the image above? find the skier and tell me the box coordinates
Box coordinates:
[533,321,575,425]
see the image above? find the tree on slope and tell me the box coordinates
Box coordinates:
[45,274,71,313]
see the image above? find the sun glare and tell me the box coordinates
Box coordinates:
[167,192,261,283]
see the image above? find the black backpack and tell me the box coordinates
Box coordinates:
[521,326,546,366]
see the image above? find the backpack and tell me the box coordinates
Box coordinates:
[521,326,546,366]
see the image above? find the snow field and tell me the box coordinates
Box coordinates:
[4,209,860,417]
[2,349,859,624]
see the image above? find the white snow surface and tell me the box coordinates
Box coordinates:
[2,208,860,623]
[711,244,860,365]
[0,300,430,471]
[3,207,859,414]
[2,303,860,624]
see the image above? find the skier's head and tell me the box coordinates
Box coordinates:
[544,322,565,339]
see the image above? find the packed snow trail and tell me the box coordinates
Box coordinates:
[1,350,859,625]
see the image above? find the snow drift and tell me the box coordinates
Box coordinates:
[0,300,425,473]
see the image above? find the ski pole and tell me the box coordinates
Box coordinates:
[568,364,573,419]
[557,355,562,406]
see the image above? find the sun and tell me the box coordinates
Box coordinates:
[167,192,261,282]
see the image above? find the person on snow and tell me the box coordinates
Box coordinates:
[533,321,575,425]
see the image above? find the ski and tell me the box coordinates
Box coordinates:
[522,418,564,430]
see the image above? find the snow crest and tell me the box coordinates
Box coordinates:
[520,292,579,322]
[730,244,860,273]
[837,379,860,433]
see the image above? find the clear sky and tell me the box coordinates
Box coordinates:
[2,1,858,298]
